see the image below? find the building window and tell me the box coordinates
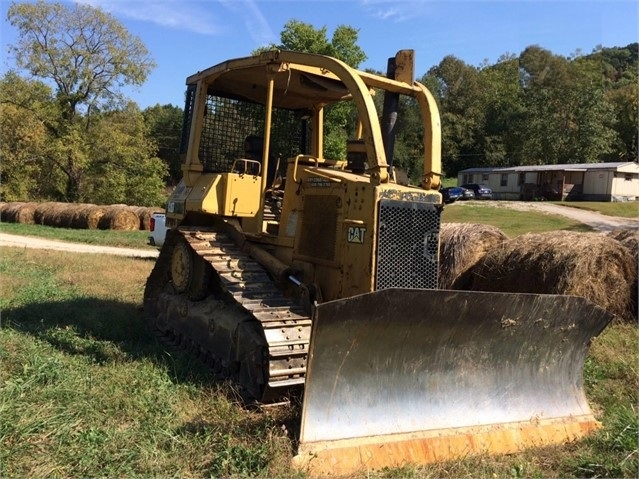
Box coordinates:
[518,173,525,186]
[625,174,632,181]
[501,174,508,187]
[482,174,489,182]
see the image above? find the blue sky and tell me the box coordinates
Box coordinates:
[1,0,637,109]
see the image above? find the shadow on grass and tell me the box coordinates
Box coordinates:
[1,297,218,388]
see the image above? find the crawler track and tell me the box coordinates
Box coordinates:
[144,227,311,403]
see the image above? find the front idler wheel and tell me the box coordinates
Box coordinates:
[171,238,193,293]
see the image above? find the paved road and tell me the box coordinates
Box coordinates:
[0,232,159,258]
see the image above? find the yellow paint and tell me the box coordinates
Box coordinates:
[293,416,601,477]
[185,172,261,218]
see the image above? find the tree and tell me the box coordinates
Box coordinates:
[143,104,184,185]
[256,20,367,160]
[517,46,616,165]
[5,0,161,204]
[8,0,155,120]
[264,19,367,68]
[84,103,167,206]
[423,56,486,176]
[0,72,59,200]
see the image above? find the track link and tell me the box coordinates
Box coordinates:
[144,226,311,403]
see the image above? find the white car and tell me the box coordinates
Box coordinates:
[148,212,168,248]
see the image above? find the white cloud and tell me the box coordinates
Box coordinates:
[218,0,276,47]
[76,0,224,35]
[358,0,431,22]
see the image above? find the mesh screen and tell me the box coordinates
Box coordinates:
[376,199,440,290]
[195,95,309,174]
[179,85,196,155]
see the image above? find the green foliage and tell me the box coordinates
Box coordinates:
[143,104,184,185]
[260,19,367,68]
[423,43,637,177]
[8,0,155,117]
[3,1,163,205]
[84,103,168,206]
[0,73,60,201]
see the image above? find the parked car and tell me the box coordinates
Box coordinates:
[148,212,168,248]
[461,183,493,200]
[441,186,475,204]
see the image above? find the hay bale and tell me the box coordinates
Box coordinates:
[463,231,636,322]
[82,204,106,229]
[1,202,23,222]
[608,228,638,262]
[439,223,508,289]
[2,202,37,224]
[97,205,139,231]
[16,202,38,224]
[33,202,65,225]
[45,203,86,228]
[41,202,77,227]
[608,229,638,319]
[130,206,165,230]
[68,204,105,229]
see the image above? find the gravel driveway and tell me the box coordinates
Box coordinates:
[0,232,158,258]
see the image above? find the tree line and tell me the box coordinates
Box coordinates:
[1,1,636,205]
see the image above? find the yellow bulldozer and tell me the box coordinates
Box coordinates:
[144,49,612,475]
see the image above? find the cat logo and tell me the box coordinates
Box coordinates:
[347,226,366,244]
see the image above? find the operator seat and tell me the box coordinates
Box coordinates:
[244,135,279,187]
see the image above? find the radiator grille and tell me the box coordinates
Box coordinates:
[298,195,338,261]
[376,199,440,290]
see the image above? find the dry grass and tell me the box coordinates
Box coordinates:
[439,223,509,289]
[462,231,637,322]
[1,201,37,224]
[608,228,639,318]
[97,205,140,231]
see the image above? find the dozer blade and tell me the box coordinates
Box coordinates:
[293,288,612,476]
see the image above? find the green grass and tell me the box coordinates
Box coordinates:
[551,201,639,218]
[0,222,153,249]
[1,243,637,477]
[441,203,592,237]
[0,248,295,478]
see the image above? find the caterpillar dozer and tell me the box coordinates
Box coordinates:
[144,49,612,476]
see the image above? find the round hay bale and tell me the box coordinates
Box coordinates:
[15,202,38,224]
[608,228,638,319]
[130,206,164,230]
[0,202,7,220]
[608,228,638,262]
[2,202,22,222]
[41,202,76,227]
[34,202,64,225]
[71,204,106,229]
[463,231,636,322]
[439,223,508,289]
[97,205,139,231]
[2,202,33,223]
[46,203,86,228]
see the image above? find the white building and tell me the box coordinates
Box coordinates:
[458,162,639,201]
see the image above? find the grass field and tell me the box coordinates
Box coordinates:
[1,208,637,478]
